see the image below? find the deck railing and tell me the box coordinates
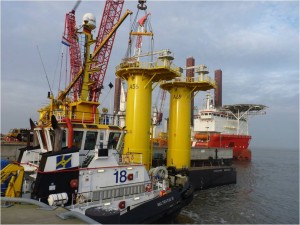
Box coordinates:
[52,110,117,126]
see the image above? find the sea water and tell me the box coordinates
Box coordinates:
[177,147,299,224]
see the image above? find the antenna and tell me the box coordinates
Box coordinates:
[36,45,53,96]
[72,0,81,12]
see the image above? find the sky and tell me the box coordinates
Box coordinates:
[1,0,299,150]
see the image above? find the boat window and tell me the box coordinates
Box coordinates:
[73,131,84,149]
[108,132,121,149]
[99,131,105,149]
[98,148,108,157]
[36,130,46,150]
[39,130,48,150]
[49,129,55,151]
[84,131,98,150]
[49,129,67,150]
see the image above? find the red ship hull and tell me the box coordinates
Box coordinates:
[193,133,252,160]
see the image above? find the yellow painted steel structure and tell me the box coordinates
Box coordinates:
[161,76,216,168]
[1,164,24,197]
[116,60,181,169]
[38,31,100,125]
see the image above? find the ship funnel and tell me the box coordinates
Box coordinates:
[214,69,222,108]
[186,57,195,126]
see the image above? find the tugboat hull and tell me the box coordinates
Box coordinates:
[120,184,193,224]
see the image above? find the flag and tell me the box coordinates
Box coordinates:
[56,154,72,169]
[83,27,91,35]
[61,36,70,47]
[108,82,113,89]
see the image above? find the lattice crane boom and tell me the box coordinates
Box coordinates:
[63,2,83,101]
[89,0,125,102]
[156,89,166,125]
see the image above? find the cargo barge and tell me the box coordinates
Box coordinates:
[153,147,236,190]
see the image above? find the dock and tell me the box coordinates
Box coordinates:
[0,142,25,162]
[1,200,87,224]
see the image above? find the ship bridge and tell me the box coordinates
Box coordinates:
[194,104,267,135]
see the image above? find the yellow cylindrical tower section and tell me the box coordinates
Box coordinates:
[123,74,152,167]
[161,72,216,169]
[168,87,192,168]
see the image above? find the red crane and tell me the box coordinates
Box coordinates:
[89,0,125,102]
[63,2,82,101]
[62,0,125,103]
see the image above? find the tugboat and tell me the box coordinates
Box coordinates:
[1,0,193,224]
[25,116,193,224]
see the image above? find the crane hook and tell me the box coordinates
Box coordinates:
[137,0,147,10]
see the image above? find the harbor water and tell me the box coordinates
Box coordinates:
[176,147,299,224]
[1,146,298,224]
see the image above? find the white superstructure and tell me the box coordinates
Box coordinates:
[193,92,266,135]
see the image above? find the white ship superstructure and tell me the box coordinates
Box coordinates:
[194,92,249,135]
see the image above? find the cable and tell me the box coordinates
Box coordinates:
[36,45,53,96]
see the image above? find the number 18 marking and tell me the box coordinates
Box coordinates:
[114,170,127,183]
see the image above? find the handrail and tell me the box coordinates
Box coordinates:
[1,197,54,209]
[51,111,118,126]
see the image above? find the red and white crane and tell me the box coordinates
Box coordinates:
[63,1,82,101]
[62,0,126,103]
[89,0,125,102]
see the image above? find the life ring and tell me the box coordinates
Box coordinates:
[70,179,78,188]
[119,201,126,209]
[127,173,133,181]
[148,168,155,177]
[145,184,152,192]
[159,190,166,197]
[152,166,168,179]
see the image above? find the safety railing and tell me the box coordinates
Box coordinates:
[116,60,181,75]
[52,110,116,126]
